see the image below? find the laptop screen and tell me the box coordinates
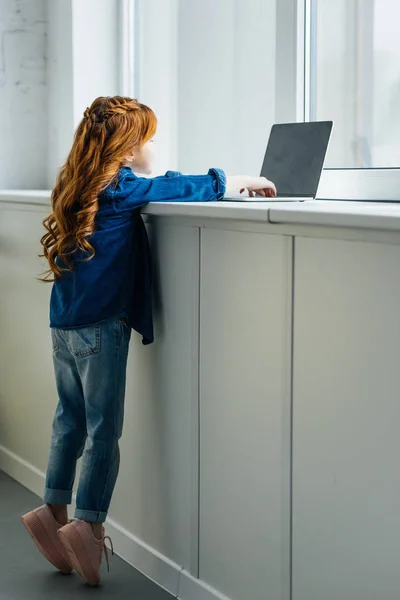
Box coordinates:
[260,121,333,198]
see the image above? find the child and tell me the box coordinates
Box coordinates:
[21,96,276,586]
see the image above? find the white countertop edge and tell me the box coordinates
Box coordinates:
[2,191,400,229]
[142,201,270,221]
[268,200,400,230]
[0,190,51,204]
[0,191,271,222]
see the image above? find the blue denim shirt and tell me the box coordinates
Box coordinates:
[50,167,226,344]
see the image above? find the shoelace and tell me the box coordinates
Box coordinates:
[101,535,114,572]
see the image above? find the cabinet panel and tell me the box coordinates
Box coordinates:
[293,237,400,600]
[199,228,292,600]
[113,223,200,571]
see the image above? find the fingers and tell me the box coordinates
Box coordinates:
[263,180,277,196]
[249,179,277,196]
[245,180,277,198]
[255,188,276,198]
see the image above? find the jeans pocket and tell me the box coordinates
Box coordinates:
[115,316,131,348]
[51,329,60,352]
[67,324,101,358]
[119,315,132,337]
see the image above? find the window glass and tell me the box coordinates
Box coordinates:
[311,0,400,168]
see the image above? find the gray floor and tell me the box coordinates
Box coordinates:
[0,470,174,599]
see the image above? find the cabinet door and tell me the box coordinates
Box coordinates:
[199,228,292,600]
[112,223,200,573]
[293,237,400,600]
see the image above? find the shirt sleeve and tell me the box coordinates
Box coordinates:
[113,168,226,213]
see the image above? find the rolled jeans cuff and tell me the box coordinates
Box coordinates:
[44,487,73,505]
[74,508,107,523]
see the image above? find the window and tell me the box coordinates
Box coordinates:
[176,0,276,176]
[125,0,276,176]
[125,0,400,200]
[309,0,400,169]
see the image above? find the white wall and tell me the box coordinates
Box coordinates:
[0,203,54,467]
[71,0,119,128]
[47,0,120,188]
[47,0,73,188]
[0,0,47,188]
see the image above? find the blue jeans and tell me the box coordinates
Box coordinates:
[44,315,131,523]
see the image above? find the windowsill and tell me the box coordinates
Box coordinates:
[268,200,400,230]
[2,190,400,230]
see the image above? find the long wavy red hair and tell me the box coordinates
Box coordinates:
[40,96,157,282]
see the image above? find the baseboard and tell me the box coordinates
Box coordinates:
[0,444,233,600]
[103,517,181,596]
[179,570,232,600]
[0,444,46,499]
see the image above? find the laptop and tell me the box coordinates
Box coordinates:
[224,121,333,202]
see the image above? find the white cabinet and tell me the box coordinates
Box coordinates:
[6,197,400,600]
[292,236,400,600]
[199,228,292,600]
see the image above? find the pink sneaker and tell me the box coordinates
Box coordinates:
[21,505,72,574]
[57,520,113,586]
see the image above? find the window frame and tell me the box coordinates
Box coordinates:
[120,0,179,173]
[119,0,138,98]
[276,0,400,201]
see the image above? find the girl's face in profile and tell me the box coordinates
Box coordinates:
[127,138,156,175]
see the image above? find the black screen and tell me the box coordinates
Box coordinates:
[261,121,333,197]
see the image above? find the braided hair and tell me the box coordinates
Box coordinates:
[40,96,157,281]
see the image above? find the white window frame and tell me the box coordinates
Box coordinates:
[119,0,138,98]
[276,0,400,201]
[119,0,178,173]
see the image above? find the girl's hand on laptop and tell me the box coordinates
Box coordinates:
[241,177,277,198]
[225,175,277,198]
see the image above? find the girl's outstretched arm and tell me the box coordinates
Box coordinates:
[112,168,277,214]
